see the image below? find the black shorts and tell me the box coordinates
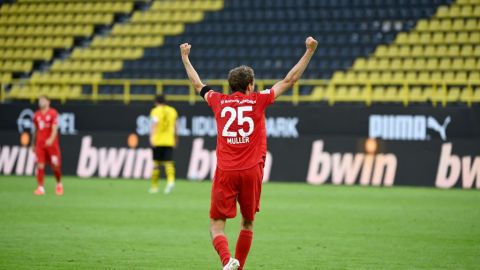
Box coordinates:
[152,146,174,162]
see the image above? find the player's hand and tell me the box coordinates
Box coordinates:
[180,43,191,57]
[305,37,318,53]
[45,138,53,147]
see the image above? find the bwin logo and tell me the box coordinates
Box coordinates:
[369,115,451,141]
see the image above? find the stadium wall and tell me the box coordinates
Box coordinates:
[1,103,479,189]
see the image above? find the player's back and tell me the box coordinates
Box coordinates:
[33,108,59,145]
[207,89,274,171]
[150,105,178,147]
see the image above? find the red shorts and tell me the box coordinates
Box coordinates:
[35,144,61,167]
[210,163,264,221]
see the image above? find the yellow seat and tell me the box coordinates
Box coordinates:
[451,58,464,70]
[475,5,480,16]
[418,71,430,82]
[432,32,444,44]
[380,71,393,83]
[473,89,480,103]
[413,58,426,70]
[344,72,357,83]
[368,71,381,83]
[436,6,449,17]
[464,19,477,30]
[468,71,480,82]
[449,6,461,17]
[392,72,405,82]
[444,32,457,43]
[475,46,480,57]
[411,45,424,57]
[418,32,431,44]
[439,58,452,70]
[311,86,327,100]
[429,20,441,31]
[410,87,428,102]
[371,86,386,102]
[469,32,480,44]
[416,19,429,31]
[402,58,414,70]
[455,72,468,83]
[436,45,448,56]
[424,45,436,56]
[407,32,424,44]
[356,71,368,83]
[431,71,443,82]
[377,59,389,70]
[426,58,438,70]
[460,5,473,17]
[447,45,460,56]
[452,19,465,30]
[390,59,402,70]
[331,71,346,82]
[405,71,417,81]
[334,86,349,102]
[395,33,408,44]
[375,45,388,57]
[347,86,366,102]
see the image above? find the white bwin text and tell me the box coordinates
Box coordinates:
[307,140,397,186]
[187,138,272,182]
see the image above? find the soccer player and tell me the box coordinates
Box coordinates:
[180,37,318,269]
[149,94,178,194]
[32,95,63,196]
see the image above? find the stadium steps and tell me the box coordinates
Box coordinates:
[0,0,144,100]
[2,0,224,101]
[319,0,480,106]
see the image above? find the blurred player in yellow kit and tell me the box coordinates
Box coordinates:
[149,94,178,194]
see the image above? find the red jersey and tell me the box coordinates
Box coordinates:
[207,89,275,171]
[33,108,59,147]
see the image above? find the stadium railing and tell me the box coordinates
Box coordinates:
[2,79,479,106]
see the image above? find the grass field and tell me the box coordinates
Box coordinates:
[0,176,479,270]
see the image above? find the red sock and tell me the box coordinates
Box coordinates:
[53,167,62,183]
[36,167,45,187]
[235,230,253,270]
[213,235,231,266]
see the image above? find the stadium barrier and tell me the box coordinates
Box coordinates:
[2,79,479,106]
[1,103,479,189]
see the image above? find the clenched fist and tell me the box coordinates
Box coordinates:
[305,37,318,52]
[180,43,191,57]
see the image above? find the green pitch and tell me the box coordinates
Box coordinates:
[0,176,479,269]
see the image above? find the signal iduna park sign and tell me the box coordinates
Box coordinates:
[0,103,479,189]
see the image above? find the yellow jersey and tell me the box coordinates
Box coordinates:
[150,105,178,147]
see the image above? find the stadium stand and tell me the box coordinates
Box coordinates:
[0,0,478,105]
[326,0,480,105]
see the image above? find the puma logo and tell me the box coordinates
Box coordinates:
[427,116,451,141]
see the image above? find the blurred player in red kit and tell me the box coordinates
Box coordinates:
[181,37,318,269]
[32,95,63,196]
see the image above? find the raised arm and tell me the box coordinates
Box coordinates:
[272,37,318,98]
[180,43,205,93]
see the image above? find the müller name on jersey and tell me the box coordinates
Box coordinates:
[226,136,250,145]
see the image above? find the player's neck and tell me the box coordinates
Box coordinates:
[40,107,49,113]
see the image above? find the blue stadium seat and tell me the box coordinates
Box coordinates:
[104,0,452,81]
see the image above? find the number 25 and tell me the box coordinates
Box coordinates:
[221,106,254,137]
